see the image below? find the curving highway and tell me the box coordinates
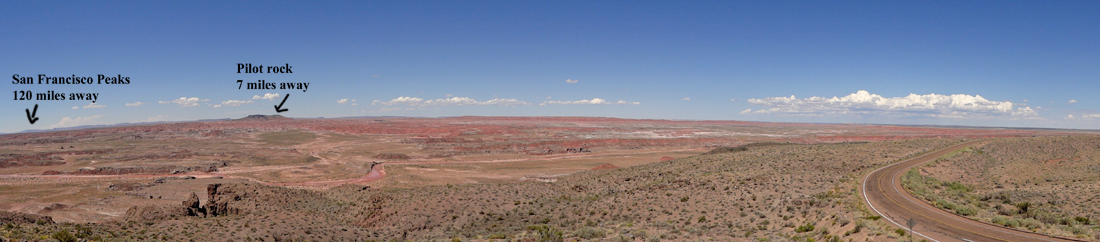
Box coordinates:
[862,140,1081,242]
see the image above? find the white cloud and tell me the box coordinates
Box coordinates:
[730,99,737,102]
[1069,100,1077,104]
[682,97,691,101]
[82,103,106,109]
[252,93,280,100]
[1022,99,1028,102]
[1011,107,1035,116]
[216,100,253,107]
[565,79,579,84]
[372,96,530,107]
[540,98,641,105]
[125,102,146,107]
[159,97,208,107]
[740,108,752,114]
[1069,114,1100,119]
[745,90,1037,118]
[372,97,423,106]
[336,98,359,105]
[50,115,104,129]
[146,115,167,122]
[445,94,453,97]
[71,106,78,109]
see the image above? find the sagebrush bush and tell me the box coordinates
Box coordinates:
[795,223,815,233]
[575,227,606,239]
[991,216,1008,225]
[955,205,977,216]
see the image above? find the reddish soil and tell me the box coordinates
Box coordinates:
[590,163,620,170]
[373,153,410,160]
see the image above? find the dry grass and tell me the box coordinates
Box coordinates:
[906,136,1100,240]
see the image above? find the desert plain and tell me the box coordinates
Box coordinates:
[0,115,1097,241]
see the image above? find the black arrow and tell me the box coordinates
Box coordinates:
[26,104,39,124]
[274,94,289,113]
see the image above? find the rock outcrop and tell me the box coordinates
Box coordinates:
[123,204,190,221]
[183,192,204,216]
[203,184,241,217]
[373,153,410,160]
[0,211,54,224]
[43,163,223,176]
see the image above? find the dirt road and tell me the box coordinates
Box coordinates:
[862,140,1080,242]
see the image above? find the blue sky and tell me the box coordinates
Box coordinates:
[3,1,1099,133]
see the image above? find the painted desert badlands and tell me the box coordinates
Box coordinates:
[0,116,1097,241]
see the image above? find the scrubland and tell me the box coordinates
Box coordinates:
[904,136,1100,240]
[5,138,963,241]
[0,116,1087,241]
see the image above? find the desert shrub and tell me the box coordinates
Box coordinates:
[1014,202,1031,214]
[1020,218,1042,230]
[997,204,1018,215]
[52,230,77,242]
[487,233,507,239]
[922,193,939,201]
[615,235,632,242]
[894,228,907,236]
[955,205,977,216]
[1033,211,1059,224]
[837,218,850,226]
[1069,226,1089,235]
[527,225,563,242]
[1073,216,1091,225]
[942,201,958,210]
[575,227,606,239]
[946,182,970,193]
[1005,219,1021,228]
[1059,217,1079,226]
[935,199,957,210]
[795,223,815,233]
[991,216,1008,225]
[703,146,747,155]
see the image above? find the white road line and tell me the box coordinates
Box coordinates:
[889,160,1060,242]
[863,154,942,242]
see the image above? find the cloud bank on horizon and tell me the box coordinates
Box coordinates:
[742,90,1037,119]
[540,98,640,105]
[372,97,530,107]
[159,97,209,107]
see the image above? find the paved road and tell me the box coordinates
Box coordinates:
[862,140,1080,242]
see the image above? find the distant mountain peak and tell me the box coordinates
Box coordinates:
[236,114,289,121]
